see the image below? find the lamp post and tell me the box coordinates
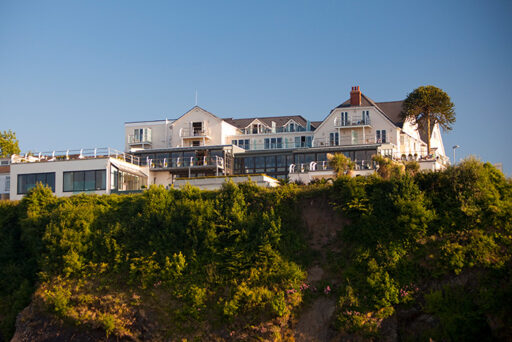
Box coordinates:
[452,145,460,165]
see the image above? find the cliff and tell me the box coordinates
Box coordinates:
[1,158,511,341]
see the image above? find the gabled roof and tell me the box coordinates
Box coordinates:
[223,115,310,129]
[336,95,405,127]
[172,106,223,125]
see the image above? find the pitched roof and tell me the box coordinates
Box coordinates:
[223,115,310,129]
[336,95,405,127]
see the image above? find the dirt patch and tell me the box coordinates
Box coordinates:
[299,197,346,252]
[294,297,337,342]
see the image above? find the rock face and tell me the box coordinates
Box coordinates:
[11,304,133,342]
[294,297,337,342]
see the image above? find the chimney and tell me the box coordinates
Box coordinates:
[350,86,361,106]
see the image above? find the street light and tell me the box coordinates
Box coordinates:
[452,145,460,165]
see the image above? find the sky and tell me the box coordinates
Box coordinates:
[1,0,511,175]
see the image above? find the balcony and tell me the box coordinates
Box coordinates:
[148,156,224,170]
[288,159,376,173]
[180,127,211,138]
[128,135,152,146]
[334,116,371,128]
[314,136,380,147]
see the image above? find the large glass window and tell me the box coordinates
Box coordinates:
[17,172,55,194]
[63,170,106,192]
[265,156,276,172]
[254,156,265,173]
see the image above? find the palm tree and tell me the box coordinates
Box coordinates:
[401,86,455,155]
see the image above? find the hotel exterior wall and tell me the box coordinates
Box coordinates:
[125,120,171,151]
[10,158,111,201]
[170,107,231,147]
[314,106,398,145]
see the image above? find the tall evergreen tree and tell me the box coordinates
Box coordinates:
[401,86,455,155]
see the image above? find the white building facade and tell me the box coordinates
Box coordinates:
[125,86,449,180]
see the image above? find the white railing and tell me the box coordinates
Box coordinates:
[313,136,379,147]
[180,127,211,138]
[288,159,376,174]
[12,148,140,166]
[147,156,224,169]
[334,116,371,127]
[128,134,152,144]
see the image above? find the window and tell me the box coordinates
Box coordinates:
[5,176,10,192]
[192,122,203,135]
[63,170,106,192]
[376,130,387,143]
[341,112,348,126]
[17,172,55,194]
[133,128,152,143]
[362,110,370,124]
[329,132,339,146]
[192,140,201,147]
[351,130,359,144]
[264,137,283,149]
[294,136,313,148]
[238,139,250,150]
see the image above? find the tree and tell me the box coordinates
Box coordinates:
[401,86,455,155]
[0,130,20,157]
[328,153,355,177]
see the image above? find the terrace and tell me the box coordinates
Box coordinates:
[11,147,140,166]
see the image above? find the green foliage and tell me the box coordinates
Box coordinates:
[0,129,20,157]
[328,153,355,177]
[424,285,492,341]
[401,85,456,154]
[0,159,511,340]
[331,158,512,337]
[0,181,307,340]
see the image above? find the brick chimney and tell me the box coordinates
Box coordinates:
[350,86,361,106]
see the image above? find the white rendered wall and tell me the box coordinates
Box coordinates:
[125,120,172,152]
[170,107,227,147]
[10,158,110,201]
[313,106,397,146]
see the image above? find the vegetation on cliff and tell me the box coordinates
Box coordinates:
[0,158,511,341]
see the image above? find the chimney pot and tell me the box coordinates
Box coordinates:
[350,86,362,106]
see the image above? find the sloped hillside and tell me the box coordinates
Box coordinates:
[1,158,511,341]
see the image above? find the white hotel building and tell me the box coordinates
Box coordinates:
[8,86,449,197]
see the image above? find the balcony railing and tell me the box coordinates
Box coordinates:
[12,148,141,166]
[148,156,224,169]
[180,127,211,138]
[288,159,376,173]
[240,126,313,135]
[313,136,383,147]
[128,135,152,145]
[334,116,371,127]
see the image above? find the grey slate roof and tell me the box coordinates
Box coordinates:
[223,115,313,129]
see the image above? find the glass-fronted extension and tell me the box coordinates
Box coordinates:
[17,172,56,194]
[63,170,106,192]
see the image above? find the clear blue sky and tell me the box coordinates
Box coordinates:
[1,0,511,175]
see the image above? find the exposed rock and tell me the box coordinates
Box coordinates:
[294,297,337,342]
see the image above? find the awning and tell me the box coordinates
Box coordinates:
[110,159,148,178]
